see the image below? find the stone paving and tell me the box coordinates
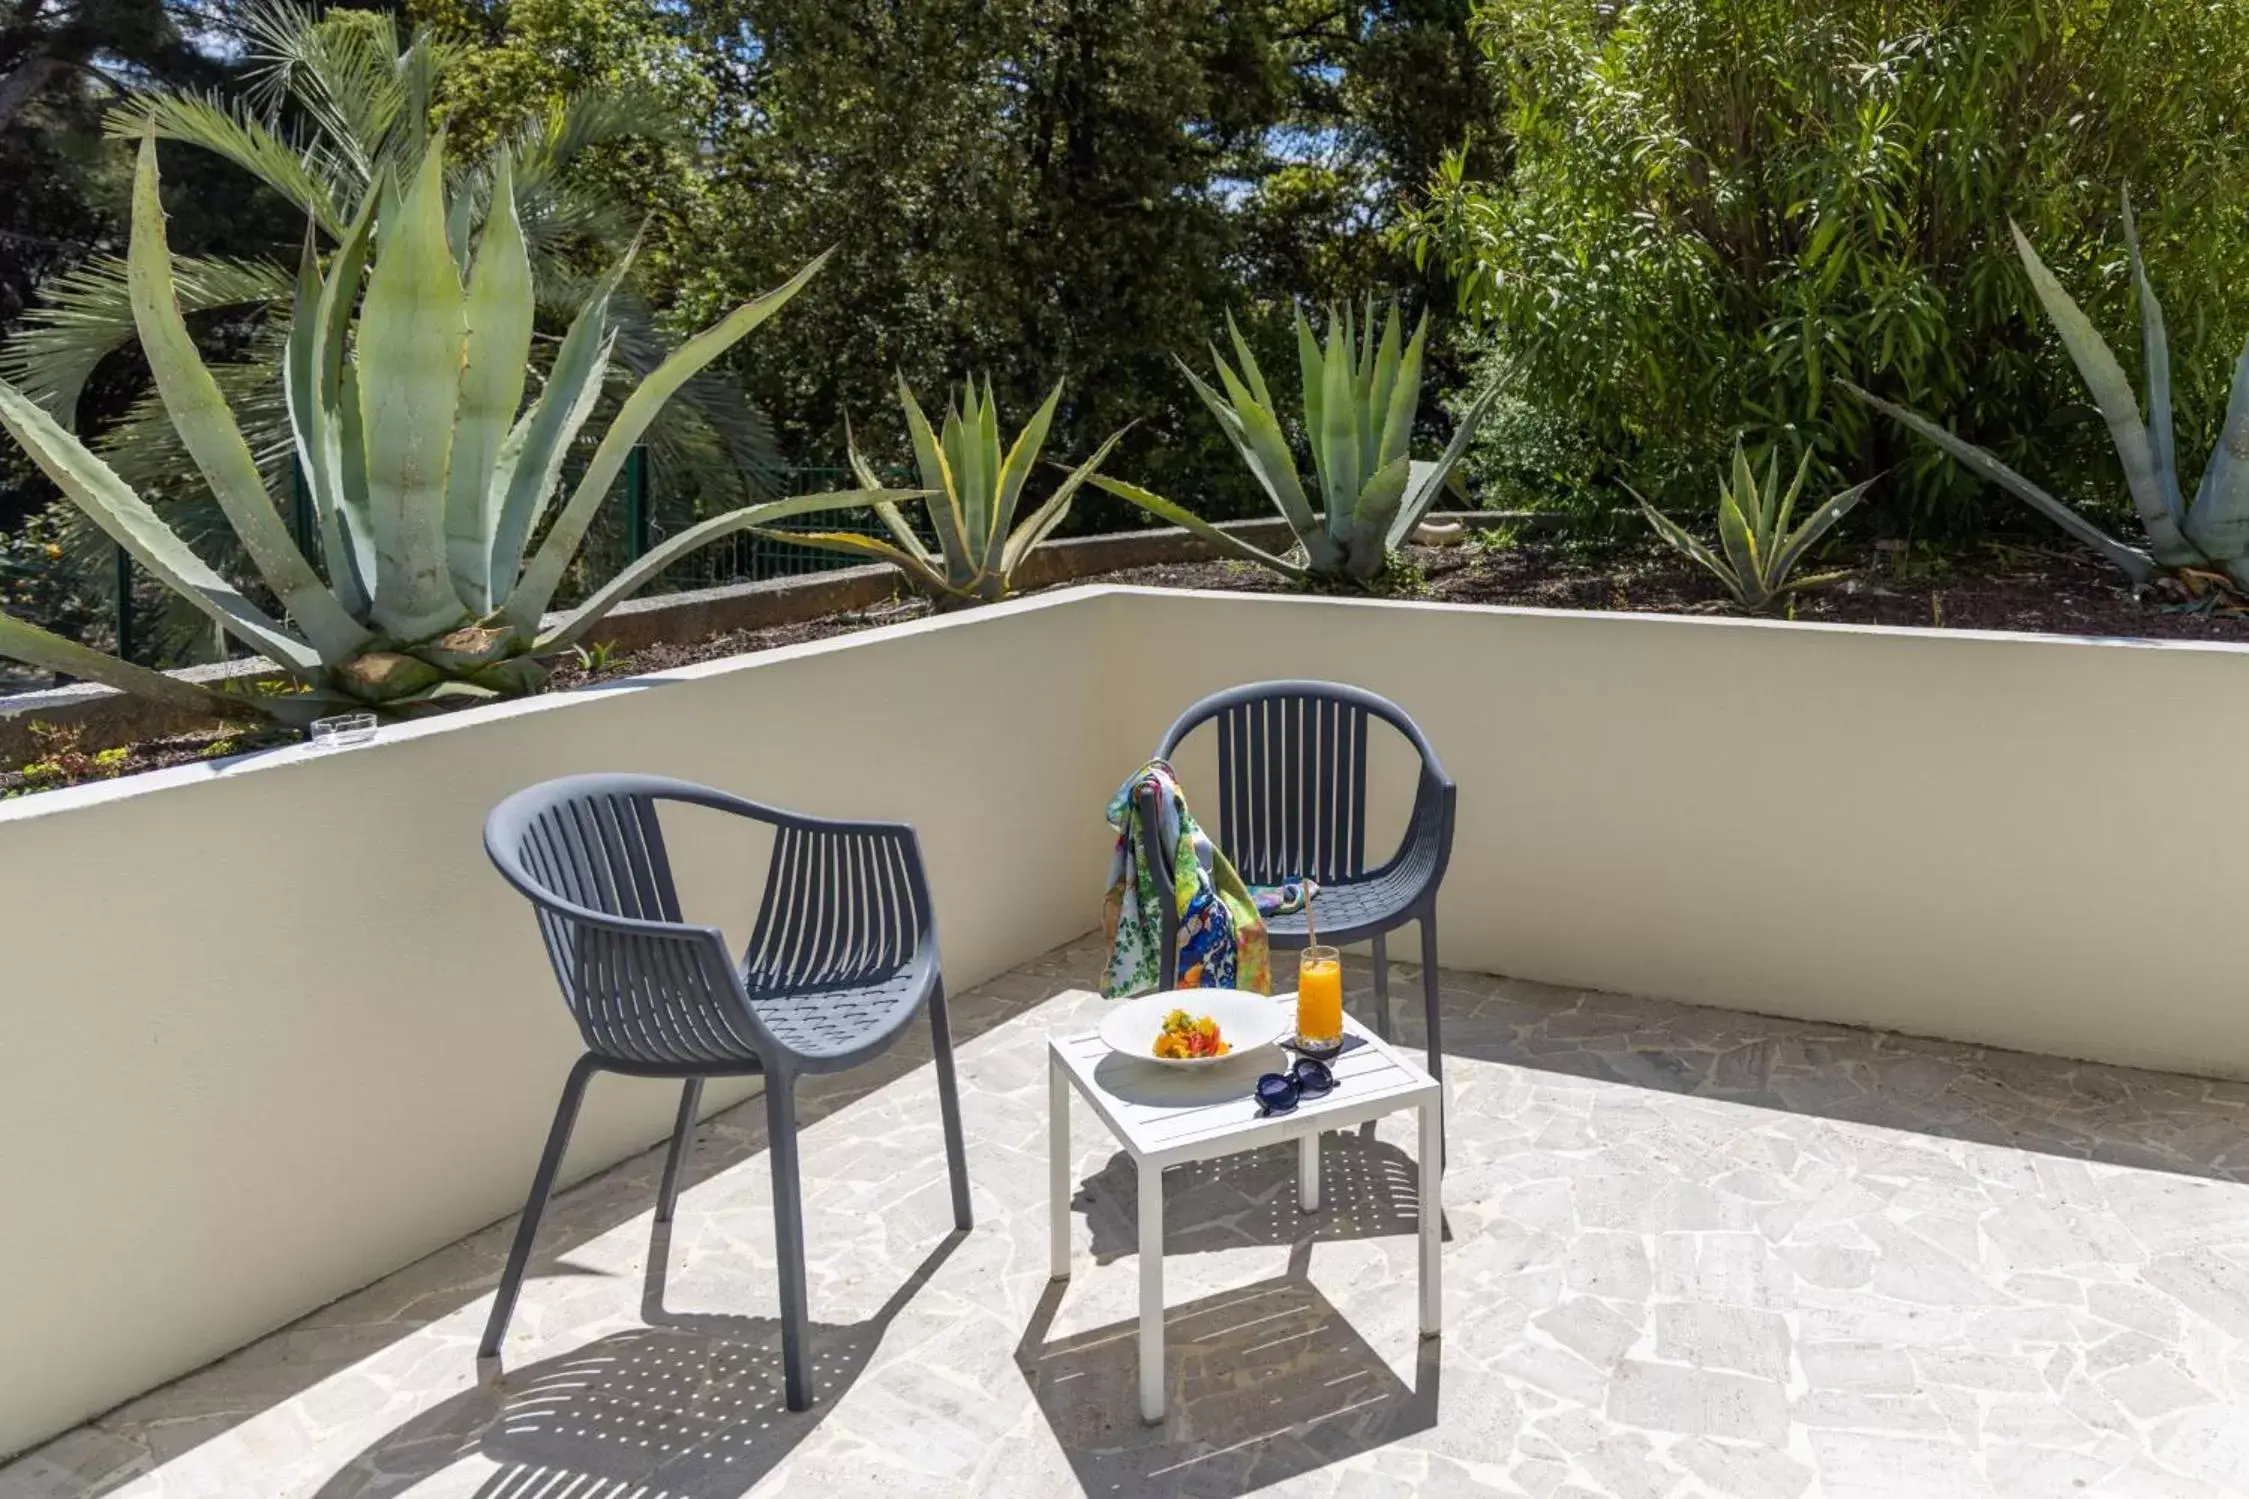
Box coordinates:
[8,935,2249,1497]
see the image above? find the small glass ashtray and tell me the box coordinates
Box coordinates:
[309,712,378,749]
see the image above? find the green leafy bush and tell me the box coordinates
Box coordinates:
[1407,0,2249,539]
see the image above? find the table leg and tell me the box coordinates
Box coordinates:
[1418,1097,1442,1338]
[1298,1130,1320,1213]
[1048,1052,1070,1281]
[1138,1159,1165,1423]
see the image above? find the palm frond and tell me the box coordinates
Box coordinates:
[1,255,295,424]
[104,93,347,233]
[239,0,415,190]
[606,293,785,498]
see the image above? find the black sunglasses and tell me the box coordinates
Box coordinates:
[1255,1057,1337,1115]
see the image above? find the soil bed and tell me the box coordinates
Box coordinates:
[557,538,2249,695]
[8,537,2245,797]
[1086,538,2249,641]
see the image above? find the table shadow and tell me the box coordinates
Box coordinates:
[1016,1244,1440,1498]
[1074,1125,1446,1265]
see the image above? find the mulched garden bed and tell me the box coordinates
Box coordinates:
[9,536,2246,796]
[557,536,2249,695]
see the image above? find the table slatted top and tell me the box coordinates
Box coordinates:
[1050,991,1438,1167]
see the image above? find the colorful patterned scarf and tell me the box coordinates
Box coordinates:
[1102,761,1271,997]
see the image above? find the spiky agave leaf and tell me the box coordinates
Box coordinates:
[1088,473,1309,580]
[989,380,1063,579]
[1314,305,1362,539]
[0,380,321,670]
[1765,448,1813,549]
[1183,354,1334,569]
[1001,425,1129,575]
[848,414,942,569]
[1632,485,1745,604]
[1385,382,1501,554]
[483,263,625,607]
[355,140,470,643]
[505,250,834,635]
[1768,476,1878,590]
[2009,219,2195,566]
[1347,455,1413,579]
[2186,338,2249,587]
[284,204,372,616]
[2120,196,2182,525]
[0,607,238,711]
[945,378,995,571]
[897,375,972,590]
[1846,381,2157,583]
[541,488,924,650]
[127,133,371,666]
[444,153,534,613]
[1716,448,1763,603]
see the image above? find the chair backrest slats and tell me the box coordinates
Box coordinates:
[1157,680,1443,891]
[1195,693,1370,885]
[489,774,935,1069]
[743,824,922,993]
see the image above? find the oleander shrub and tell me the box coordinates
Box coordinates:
[1406,0,2249,541]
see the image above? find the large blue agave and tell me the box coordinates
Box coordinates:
[0,134,904,719]
[1850,197,2249,592]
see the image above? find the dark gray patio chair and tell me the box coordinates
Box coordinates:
[479,773,971,1412]
[1139,681,1456,1084]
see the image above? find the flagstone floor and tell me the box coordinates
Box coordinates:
[8,934,2249,1498]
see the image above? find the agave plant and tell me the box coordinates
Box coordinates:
[1,1,779,657]
[1848,196,2249,592]
[1634,442,1876,612]
[782,376,1126,606]
[0,134,900,720]
[1091,303,1498,583]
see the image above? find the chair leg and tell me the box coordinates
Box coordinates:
[1370,932,1395,1041]
[766,1070,815,1411]
[1421,911,1446,1162]
[656,1077,704,1224]
[480,1054,600,1361]
[929,978,974,1231]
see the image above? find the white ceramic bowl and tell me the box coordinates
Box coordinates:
[1097,990,1289,1069]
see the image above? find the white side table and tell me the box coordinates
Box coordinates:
[1047,993,1442,1423]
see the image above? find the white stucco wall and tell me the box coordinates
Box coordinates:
[0,591,1125,1458]
[1120,589,2249,1080]
[6,582,2247,1455]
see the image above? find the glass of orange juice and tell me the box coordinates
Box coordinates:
[1296,945,1345,1052]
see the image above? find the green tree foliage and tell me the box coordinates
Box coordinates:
[1405,0,2249,539]
[422,0,1499,521]
[412,0,719,297]
[674,0,1289,513]
[0,2,262,513]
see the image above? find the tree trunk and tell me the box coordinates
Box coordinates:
[0,47,63,135]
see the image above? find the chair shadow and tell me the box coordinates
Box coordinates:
[1075,1125,1446,1266]
[1016,1243,1439,1498]
[308,1225,964,1499]
[30,951,1079,1499]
